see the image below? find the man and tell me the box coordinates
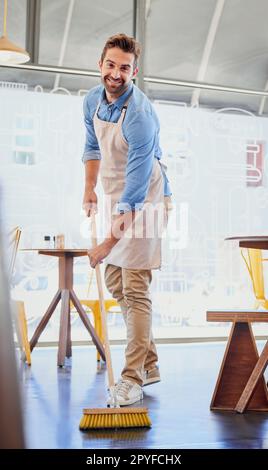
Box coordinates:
[82,33,171,406]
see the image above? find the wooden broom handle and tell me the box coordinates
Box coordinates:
[91,212,115,388]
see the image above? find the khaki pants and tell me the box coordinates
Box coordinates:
[105,264,158,386]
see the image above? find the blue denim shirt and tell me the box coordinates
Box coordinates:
[83,82,171,213]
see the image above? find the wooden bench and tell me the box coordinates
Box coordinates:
[207,310,268,411]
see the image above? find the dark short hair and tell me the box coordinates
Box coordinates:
[100,33,141,68]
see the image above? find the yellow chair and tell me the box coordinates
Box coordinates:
[241,248,268,310]
[8,227,31,365]
[8,226,21,277]
[241,248,268,391]
[13,300,32,365]
[79,298,119,361]
[71,268,120,360]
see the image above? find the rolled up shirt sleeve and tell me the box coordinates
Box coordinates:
[116,111,156,213]
[82,95,101,162]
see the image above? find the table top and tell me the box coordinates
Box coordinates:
[207,310,268,322]
[225,236,268,249]
[20,248,89,257]
[226,236,268,241]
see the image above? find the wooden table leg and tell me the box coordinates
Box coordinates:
[211,321,268,411]
[58,255,72,363]
[29,252,106,366]
[57,290,70,367]
[66,297,72,359]
[70,289,106,361]
[30,289,61,351]
[235,341,268,413]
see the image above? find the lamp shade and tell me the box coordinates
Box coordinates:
[0,35,30,64]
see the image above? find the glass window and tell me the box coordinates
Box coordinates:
[145,0,268,116]
[145,0,216,80]
[1,85,268,341]
[39,0,133,69]
[13,114,36,165]
[13,151,35,165]
[2,1,268,342]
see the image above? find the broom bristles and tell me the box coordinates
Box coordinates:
[79,407,151,430]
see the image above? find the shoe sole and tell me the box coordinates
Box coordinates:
[107,393,143,407]
[142,378,161,387]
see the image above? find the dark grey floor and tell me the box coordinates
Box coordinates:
[19,342,268,449]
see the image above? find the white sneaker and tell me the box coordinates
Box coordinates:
[107,379,143,407]
[142,367,161,386]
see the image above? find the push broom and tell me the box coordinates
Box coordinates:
[79,211,151,430]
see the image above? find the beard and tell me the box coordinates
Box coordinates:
[102,75,129,97]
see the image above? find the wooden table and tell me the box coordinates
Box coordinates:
[21,249,105,367]
[207,236,268,412]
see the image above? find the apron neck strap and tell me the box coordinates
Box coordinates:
[117,95,131,124]
[95,93,132,122]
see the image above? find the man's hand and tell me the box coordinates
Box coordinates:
[88,240,113,268]
[82,189,98,217]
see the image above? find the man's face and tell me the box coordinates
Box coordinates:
[99,47,138,98]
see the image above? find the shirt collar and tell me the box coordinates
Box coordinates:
[101,82,133,110]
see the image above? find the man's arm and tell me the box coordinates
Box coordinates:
[82,160,100,216]
[82,93,101,216]
[116,111,155,213]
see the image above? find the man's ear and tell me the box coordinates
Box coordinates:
[132,67,139,78]
[98,60,102,71]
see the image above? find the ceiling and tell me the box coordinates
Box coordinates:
[1,0,268,115]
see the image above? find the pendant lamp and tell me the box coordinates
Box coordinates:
[0,0,30,64]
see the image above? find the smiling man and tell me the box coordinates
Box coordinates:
[82,33,172,406]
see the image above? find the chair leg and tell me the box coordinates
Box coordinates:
[77,299,119,361]
[13,302,24,355]
[94,300,119,361]
[20,305,31,365]
[16,301,31,365]
[94,304,102,362]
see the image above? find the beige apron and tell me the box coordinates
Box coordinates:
[93,98,164,269]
